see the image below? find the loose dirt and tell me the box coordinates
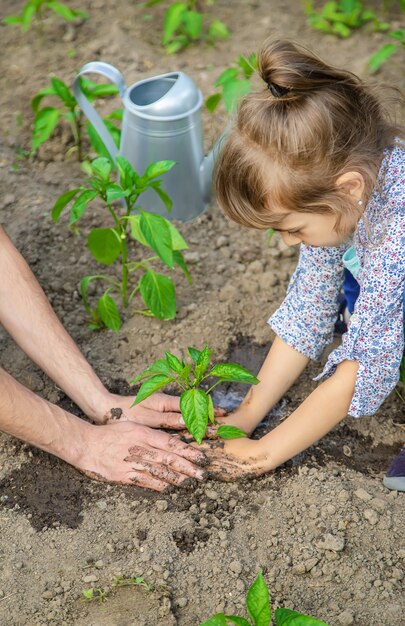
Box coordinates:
[0,1,404,625]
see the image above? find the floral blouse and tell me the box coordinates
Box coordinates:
[268,141,405,417]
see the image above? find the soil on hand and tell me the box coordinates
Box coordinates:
[0,1,404,625]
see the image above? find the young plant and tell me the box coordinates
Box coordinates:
[3,0,88,32]
[206,53,257,114]
[131,345,258,444]
[146,0,229,54]
[200,571,329,626]
[31,76,121,161]
[82,587,108,603]
[368,27,405,73]
[304,0,389,39]
[112,575,152,591]
[52,156,190,331]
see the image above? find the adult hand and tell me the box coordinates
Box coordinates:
[78,421,207,491]
[100,392,226,430]
[196,437,274,481]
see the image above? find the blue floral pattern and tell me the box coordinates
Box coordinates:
[269,142,405,417]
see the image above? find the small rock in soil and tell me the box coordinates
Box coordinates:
[337,609,355,625]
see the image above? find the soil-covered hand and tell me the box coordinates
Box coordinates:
[100,392,226,430]
[78,421,207,491]
[196,437,274,481]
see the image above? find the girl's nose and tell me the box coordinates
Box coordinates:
[281,232,301,246]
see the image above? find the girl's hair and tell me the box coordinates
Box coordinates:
[214,39,404,233]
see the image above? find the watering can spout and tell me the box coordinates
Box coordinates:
[200,132,228,203]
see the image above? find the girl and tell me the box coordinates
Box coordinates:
[208,39,405,491]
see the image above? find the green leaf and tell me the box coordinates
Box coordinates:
[188,347,201,363]
[87,84,120,98]
[50,76,76,109]
[215,67,239,88]
[3,15,22,26]
[368,43,398,74]
[48,1,88,21]
[237,55,256,79]
[87,228,121,265]
[205,93,222,113]
[173,251,192,284]
[31,86,56,114]
[128,215,149,247]
[183,10,203,40]
[32,107,60,152]
[275,608,329,626]
[116,155,138,189]
[195,345,212,380]
[225,617,251,626]
[139,270,176,320]
[82,588,94,599]
[51,188,81,222]
[200,614,228,626]
[208,19,230,40]
[69,189,97,224]
[167,222,188,250]
[166,36,188,54]
[165,351,184,374]
[209,363,259,385]
[139,211,174,268]
[162,2,187,44]
[222,79,251,112]
[246,571,271,626]
[150,182,173,212]
[80,274,106,314]
[217,425,247,439]
[144,160,176,180]
[130,359,173,384]
[134,374,173,404]
[105,183,130,203]
[91,157,112,182]
[21,4,36,31]
[97,293,121,331]
[207,394,215,424]
[180,388,209,444]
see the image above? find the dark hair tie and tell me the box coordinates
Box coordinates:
[267,81,290,98]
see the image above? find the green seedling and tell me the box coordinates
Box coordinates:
[82,587,108,603]
[31,76,121,161]
[368,27,405,73]
[200,570,330,626]
[112,575,153,591]
[52,156,190,330]
[131,345,258,444]
[304,0,389,39]
[206,53,257,114]
[2,0,88,32]
[145,0,229,54]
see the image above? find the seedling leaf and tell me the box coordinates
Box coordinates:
[246,571,271,626]
[217,425,247,439]
[208,19,229,40]
[51,76,76,109]
[209,363,259,385]
[226,617,251,626]
[139,211,174,268]
[165,351,183,374]
[183,10,203,40]
[195,345,212,381]
[51,188,81,222]
[91,157,112,182]
[167,223,188,250]
[87,228,121,265]
[206,93,222,113]
[144,160,176,180]
[32,107,60,152]
[150,182,173,211]
[97,293,121,331]
[180,389,209,444]
[106,183,130,203]
[207,394,215,424]
[275,608,329,625]
[173,251,191,285]
[188,347,201,363]
[134,374,173,404]
[139,270,176,320]
[130,358,173,384]
[162,2,187,44]
[200,615,228,626]
[69,189,97,224]
[368,43,397,74]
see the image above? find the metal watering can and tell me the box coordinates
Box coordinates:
[74,62,219,222]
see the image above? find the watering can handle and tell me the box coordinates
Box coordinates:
[73,62,126,162]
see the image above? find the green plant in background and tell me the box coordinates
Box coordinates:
[131,345,257,444]
[206,53,257,113]
[82,587,108,603]
[368,26,405,72]
[52,156,190,330]
[304,0,389,38]
[112,575,152,591]
[145,0,229,54]
[200,571,329,626]
[31,76,121,161]
[2,0,88,32]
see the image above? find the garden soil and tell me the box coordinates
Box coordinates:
[0,1,404,625]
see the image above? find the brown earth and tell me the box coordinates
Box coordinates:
[0,1,404,625]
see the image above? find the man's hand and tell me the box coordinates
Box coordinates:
[74,421,208,491]
[100,392,226,430]
[196,437,274,481]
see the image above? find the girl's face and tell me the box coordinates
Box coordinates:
[271,211,357,247]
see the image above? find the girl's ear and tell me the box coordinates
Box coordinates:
[335,171,365,201]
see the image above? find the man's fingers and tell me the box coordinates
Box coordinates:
[128,460,191,486]
[125,446,205,480]
[147,430,208,465]
[128,470,169,491]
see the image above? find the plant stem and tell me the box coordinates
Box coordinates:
[76,110,83,162]
[205,379,224,395]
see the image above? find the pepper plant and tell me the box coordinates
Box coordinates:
[200,571,329,626]
[304,0,389,39]
[206,53,257,114]
[145,0,229,54]
[31,76,121,160]
[2,0,88,32]
[131,345,258,444]
[52,156,190,330]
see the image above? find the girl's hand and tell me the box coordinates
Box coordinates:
[196,437,274,481]
[99,392,226,430]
